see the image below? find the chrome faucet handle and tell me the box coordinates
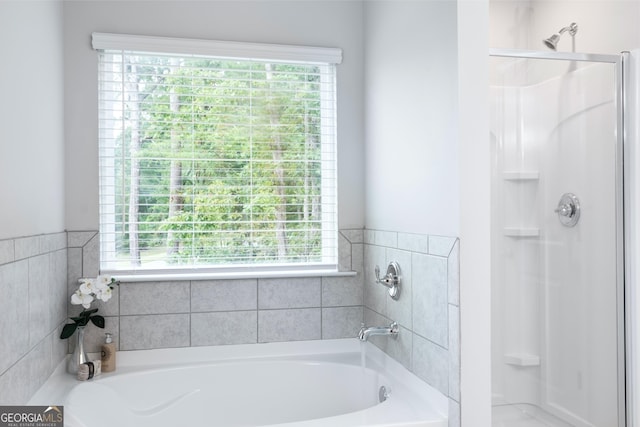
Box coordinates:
[554,193,580,227]
[375,262,401,300]
[388,321,399,335]
[374,265,385,284]
[554,203,574,217]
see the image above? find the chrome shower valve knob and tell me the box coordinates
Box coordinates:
[554,193,580,227]
[375,261,401,300]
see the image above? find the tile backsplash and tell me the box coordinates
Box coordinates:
[362,229,460,427]
[1,227,460,424]
[0,232,68,405]
[66,230,365,353]
[67,228,459,418]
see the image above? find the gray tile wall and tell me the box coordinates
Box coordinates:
[64,228,460,426]
[0,232,68,405]
[363,229,461,427]
[67,230,364,353]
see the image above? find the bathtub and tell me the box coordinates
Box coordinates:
[29,339,448,427]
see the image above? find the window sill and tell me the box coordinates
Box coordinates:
[104,269,357,283]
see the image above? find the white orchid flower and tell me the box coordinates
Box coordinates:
[71,290,94,309]
[97,287,113,302]
[95,275,112,291]
[78,278,96,295]
[68,275,118,315]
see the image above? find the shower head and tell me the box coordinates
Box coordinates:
[543,22,578,51]
[543,34,561,50]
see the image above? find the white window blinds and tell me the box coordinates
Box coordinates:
[94,33,340,275]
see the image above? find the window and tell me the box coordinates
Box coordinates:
[93,33,341,276]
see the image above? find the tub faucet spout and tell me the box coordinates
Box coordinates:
[358,322,399,342]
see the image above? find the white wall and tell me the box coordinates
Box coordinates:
[489,0,533,50]
[627,48,640,427]
[63,0,365,231]
[529,1,640,54]
[458,1,491,426]
[490,0,640,54]
[0,1,65,240]
[363,0,459,236]
[0,1,67,405]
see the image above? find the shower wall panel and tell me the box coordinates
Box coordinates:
[536,63,617,427]
[491,58,620,427]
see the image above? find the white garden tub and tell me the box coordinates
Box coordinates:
[29,339,447,427]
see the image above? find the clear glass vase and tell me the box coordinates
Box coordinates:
[67,326,88,374]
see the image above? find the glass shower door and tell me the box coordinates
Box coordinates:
[489,51,625,427]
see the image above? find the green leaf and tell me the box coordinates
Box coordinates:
[60,323,78,340]
[81,308,99,317]
[90,315,105,329]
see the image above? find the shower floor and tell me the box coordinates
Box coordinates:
[492,403,574,427]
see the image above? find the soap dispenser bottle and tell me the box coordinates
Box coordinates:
[101,332,116,372]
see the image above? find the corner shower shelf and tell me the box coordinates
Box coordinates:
[504,353,541,367]
[502,171,540,181]
[503,228,539,237]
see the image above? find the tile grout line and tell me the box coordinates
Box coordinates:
[256,279,260,343]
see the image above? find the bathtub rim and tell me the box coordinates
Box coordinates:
[29,338,448,421]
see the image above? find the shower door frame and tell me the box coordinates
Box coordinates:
[489,48,627,427]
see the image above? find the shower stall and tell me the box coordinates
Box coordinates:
[489,49,627,427]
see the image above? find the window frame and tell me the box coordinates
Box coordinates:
[93,33,343,279]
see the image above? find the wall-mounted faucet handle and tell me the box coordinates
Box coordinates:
[375,262,401,300]
[554,193,580,227]
[554,203,574,217]
[375,265,395,286]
